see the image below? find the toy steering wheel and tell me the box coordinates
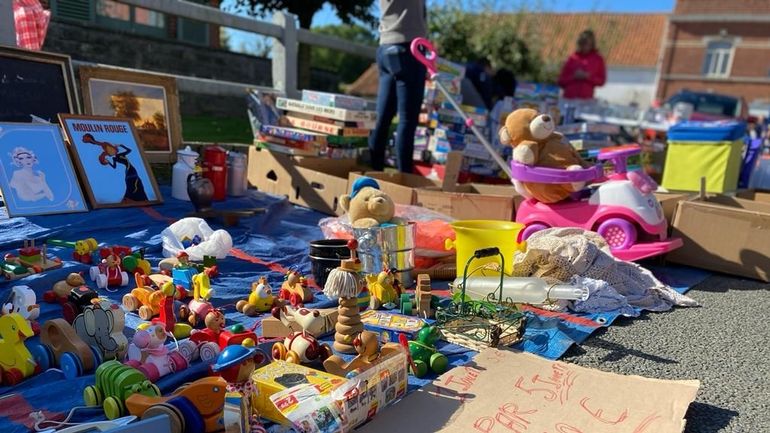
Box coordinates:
[597,144,641,174]
[410,37,438,76]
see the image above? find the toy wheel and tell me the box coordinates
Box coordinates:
[138,306,154,321]
[29,343,52,371]
[198,342,220,363]
[89,345,104,366]
[62,302,78,323]
[60,352,83,379]
[429,353,449,374]
[103,396,123,420]
[143,404,185,433]
[289,292,301,307]
[2,368,24,385]
[122,294,139,311]
[89,267,99,281]
[320,344,333,361]
[411,360,428,378]
[272,342,287,361]
[83,385,102,406]
[120,272,129,286]
[520,223,550,242]
[279,289,290,300]
[597,218,637,250]
[96,274,108,289]
[285,350,301,364]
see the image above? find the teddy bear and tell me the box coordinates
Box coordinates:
[499,108,589,203]
[339,177,405,229]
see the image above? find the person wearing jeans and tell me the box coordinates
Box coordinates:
[369,1,427,173]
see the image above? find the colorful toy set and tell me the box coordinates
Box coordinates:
[278,270,313,307]
[1,240,62,280]
[89,252,129,290]
[236,276,277,316]
[359,310,427,344]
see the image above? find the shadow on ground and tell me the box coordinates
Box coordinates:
[684,401,738,433]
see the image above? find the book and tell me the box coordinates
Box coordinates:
[255,140,319,156]
[283,115,371,138]
[260,124,327,145]
[276,97,377,122]
[301,90,368,111]
[288,111,376,129]
[257,134,324,153]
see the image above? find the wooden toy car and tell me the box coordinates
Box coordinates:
[278,270,313,307]
[125,376,227,433]
[1,240,62,280]
[124,324,199,382]
[123,274,188,321]
[83,360,160,419]
[44,273,87,304]
[47,238,99,264]
[236,276,278,316]
[89,253,129,289]
[271,306,332,364]
[0,313,37,385]
[31,318,101,379]
[61,285,100,324]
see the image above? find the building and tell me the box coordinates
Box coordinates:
[657,0,770,107]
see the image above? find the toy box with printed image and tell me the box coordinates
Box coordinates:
[360,310,428,343]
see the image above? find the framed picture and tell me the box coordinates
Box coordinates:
[59,114,163,209]
[0,46,79,123]
[79,66,181,163]
[0,123,88,217]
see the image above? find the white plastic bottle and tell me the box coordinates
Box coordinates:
[451,277,589,304]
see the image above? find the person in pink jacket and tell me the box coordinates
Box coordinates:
[558,30,606,99]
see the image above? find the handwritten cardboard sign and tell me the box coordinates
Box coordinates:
[359,349,700,433]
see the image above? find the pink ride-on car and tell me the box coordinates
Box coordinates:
[513,145,682,262]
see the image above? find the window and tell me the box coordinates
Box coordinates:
[702,40,734,78]
[96,0,129,21]
[134,7,165,28]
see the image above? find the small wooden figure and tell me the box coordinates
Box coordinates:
[211,344,268,431]
[365,269,399,310]
[45,273,86,304]
[188,272,216,326]
[277,270,313,307]
[414,274,434,318]
[323,330,402,377]
[73,301,128,361]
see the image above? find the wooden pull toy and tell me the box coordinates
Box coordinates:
[323,330,402,378]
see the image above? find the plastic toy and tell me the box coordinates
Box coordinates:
[31,318,99,379]
[125,376,227,433]
[0,313,37,385]
[408,324,448,378]
[61,285,101,324]
[236,276,277,316]
[271,306,332,364]
[45,272,86,304]
[1,240,62,280]
[47,238,99,264]
[2,285,40,332]
[211,345,268,430]
[73,302,128,361]
[187,272,216,326]
[83,360,160,420]
[513,145,683,261]
[323,330,401,378]
[89,253,129,290]
[365,269,399,310]
[278,270,313,307]
[124,324,198,382]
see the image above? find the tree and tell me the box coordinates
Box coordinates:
[228,0,377,90]
[153,112,166,130]
[311,23,376,87]
[110,91,140,121]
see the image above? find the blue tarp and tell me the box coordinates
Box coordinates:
[0,187,710,432]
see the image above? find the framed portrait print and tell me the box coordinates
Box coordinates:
[79,66,182,163]
[0,123,88,217]
[0,46,79,123]
[59,114,163,209]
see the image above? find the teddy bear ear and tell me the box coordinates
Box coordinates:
[499,126,512,145]
[339,194,351,212]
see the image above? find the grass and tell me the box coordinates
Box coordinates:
[181,116,253,144]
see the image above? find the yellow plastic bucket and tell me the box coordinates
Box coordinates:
[445,220,525,277]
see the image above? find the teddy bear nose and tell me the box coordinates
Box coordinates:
[541,115,551,122]
[374,197,385,204]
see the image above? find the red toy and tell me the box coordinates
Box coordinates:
[89,253,129,290]
[190,309,258,350]
[278,270,313,307]
[202,146,227,201]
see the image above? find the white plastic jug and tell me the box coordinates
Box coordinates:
[172,146,199,201]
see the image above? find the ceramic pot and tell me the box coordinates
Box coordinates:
[187,172,214,211]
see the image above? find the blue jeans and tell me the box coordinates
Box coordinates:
[368,43,426,173]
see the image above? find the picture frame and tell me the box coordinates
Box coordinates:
[0,46,80,123]
[78,66,182,163]
[59,114,163,209]
[0,122,88,217]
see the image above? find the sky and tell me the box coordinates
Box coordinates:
[222,0,675,55]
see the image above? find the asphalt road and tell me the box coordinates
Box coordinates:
[562,275,770,433]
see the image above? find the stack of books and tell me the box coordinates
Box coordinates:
[255,91,375,158]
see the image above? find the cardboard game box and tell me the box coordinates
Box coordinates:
[360,310,427,343]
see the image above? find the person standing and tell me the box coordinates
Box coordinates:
[368,0,427,173]
[558,30,606,99]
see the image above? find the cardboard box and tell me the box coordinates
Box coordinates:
[349,171,439,205]
[360,310,427,343]
[668,195,770,282]
[261,308,338,339]
[654,191,692,224]
[248,147,363,215]
[415,183,518,220]
[251,361,346,425]
[736,189,770,204]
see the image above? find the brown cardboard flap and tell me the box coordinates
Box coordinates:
[349,171,439,205]
[414,183,518,220]
[736,189,770,204]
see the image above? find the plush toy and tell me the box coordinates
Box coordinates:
[499,108,588,203]
[340,177,405,229]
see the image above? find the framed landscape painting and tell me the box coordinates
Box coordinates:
[79,66,181,163]
[0,46,79,123]
[59,114,162,209]
[0,123,88,217]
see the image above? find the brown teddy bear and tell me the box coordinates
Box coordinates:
[499,108,588,203]
[340,177,404,229]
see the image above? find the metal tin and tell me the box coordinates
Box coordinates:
[227,151,248,197]
[353,222,416,285]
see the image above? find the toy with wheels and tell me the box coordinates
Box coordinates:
[89,254,129,290]
[187,272,215,326]
[61,286,100,324]
[407,324,448,378]
[124,274,189,323]
[236,276,278,316]
[190,309,258,352]
[45,273,87,304]
[47,238,99,264]
[278,270,313,307]
[125,376,227,433]
[31,318,102,379]
[124,324,194,382]
[513,145,683,261]
[83,360,160,420]
[0,313,38,385]
[365,269,399,310]
[271,306,332,364]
